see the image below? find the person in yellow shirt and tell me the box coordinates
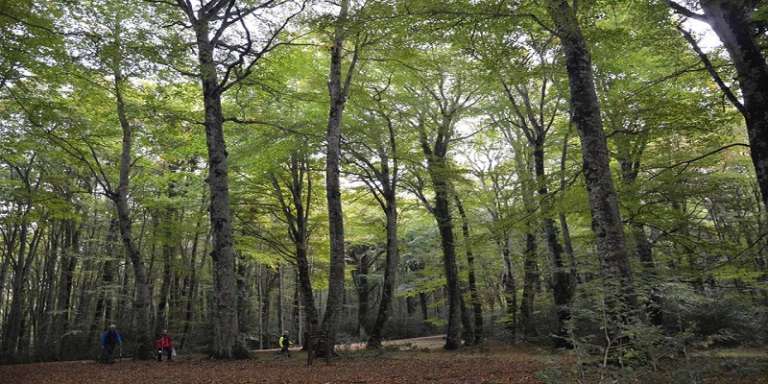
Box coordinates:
[278,332,291,357]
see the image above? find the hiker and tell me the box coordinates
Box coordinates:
[100,324,123,364]
[155,329,174,362]
[278,332,291,357]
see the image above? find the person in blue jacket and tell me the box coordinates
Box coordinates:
[100,324,123,363]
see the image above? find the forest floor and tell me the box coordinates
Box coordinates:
[2,338,546,384]
[2,337,767,384]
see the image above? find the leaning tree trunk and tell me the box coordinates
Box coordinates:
[545,0,637,332]
[193,19,241,358]
[698,0,768,210]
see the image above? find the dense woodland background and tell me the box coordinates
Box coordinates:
[1,0,767,368]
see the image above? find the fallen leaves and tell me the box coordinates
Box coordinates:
[0,346,546,384]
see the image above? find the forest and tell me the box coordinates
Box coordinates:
[1,0,768,383]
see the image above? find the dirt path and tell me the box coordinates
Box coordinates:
[254,334,447,354]
[1,342,547,384]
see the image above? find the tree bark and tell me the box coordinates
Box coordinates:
[545,0,637,329]
[112,67,153,359]
[192,17,241,358]
[690,0,768,209]
[322,0,357,351]
[428,169,462,350]
[501,242,517,337]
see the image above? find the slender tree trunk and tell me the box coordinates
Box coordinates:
[454,195,483,344]
[501,243,517,337]
[157,186,177,335]
[237,255,251,335]
[352,250,370,337]
[459,288,474,346]
[277,265,284,334]
[546,0,637,335]
[533,143,573,347]
[292,270,301,345]
[419,292,429,323]
[520,232,538,339]
[368,199,399,348]
[112,66,153,360]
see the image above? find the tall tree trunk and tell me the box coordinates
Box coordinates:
[110,62,154,359]
[157,181,177,335]
[546,0,637,334]
[193,18,241,358]
[429,172,462,350]
[322,0,356,351]
[454,195,484,344]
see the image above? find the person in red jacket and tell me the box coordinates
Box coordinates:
[154,329,174,361]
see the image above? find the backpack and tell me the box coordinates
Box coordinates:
[106,330,119,346]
